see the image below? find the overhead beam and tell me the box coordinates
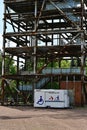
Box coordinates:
[4,29,83,37]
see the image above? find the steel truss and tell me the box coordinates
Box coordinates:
[1,0,87,105]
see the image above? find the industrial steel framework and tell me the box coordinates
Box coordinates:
[1,0,87,105]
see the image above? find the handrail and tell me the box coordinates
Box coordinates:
[42,68,81,74]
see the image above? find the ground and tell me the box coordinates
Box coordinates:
[0,106,87,130]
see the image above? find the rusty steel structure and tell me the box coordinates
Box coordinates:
[1,0,87,105]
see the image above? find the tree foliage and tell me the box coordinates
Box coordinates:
[61,60,71,68]
[5,55,17,75]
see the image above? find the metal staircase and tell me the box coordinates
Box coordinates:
[46,0,80,23]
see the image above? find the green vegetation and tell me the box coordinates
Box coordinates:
[45,82,60,89]
[61,60,71,68]
[0,53,86,104]
[5,55,17,75]
[0,54,17,101]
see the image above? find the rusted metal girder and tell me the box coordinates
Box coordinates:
[4,29,83,37]
[2,0,87,106]
[49,0,77,27]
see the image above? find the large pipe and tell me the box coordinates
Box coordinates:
[2,2,6,76]
[33,0,37,74]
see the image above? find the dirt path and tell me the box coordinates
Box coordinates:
[0,106,87,130]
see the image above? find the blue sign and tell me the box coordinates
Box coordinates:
[37,96,44,105]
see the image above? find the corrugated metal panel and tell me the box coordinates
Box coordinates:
[46,0,80,22]
[19,85,32,91]
[42,68,81,74]
[60,81,83,106]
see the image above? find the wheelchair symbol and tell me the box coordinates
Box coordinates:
[37,96,44,105]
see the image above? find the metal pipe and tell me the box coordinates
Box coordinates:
[80,0,85,105]
[2,2,6,76]
[35,0,46,31]
[81,0,84,30]
[33,0,37,74]
[4,29,83,37]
